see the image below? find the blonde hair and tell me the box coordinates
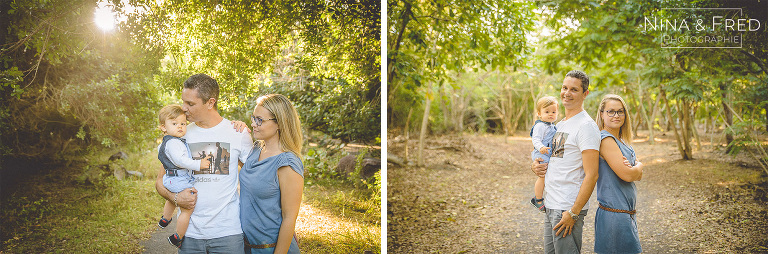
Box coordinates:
[595,94,633,145]
[535,96,558,117]
[256,94,303,159]
[158,104,185,125]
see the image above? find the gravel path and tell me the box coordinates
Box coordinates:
[141,217,179,253]
[387,134,768,253]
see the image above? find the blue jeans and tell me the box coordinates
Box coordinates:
[179,233,245,254]
[543,208,588,254]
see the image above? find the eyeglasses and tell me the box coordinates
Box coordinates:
[602,110,625,117]
[251,115,277,126]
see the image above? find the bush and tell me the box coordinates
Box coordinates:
[257,78,380,144]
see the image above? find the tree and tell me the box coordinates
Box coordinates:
[388,0,536,127]
[539,0,767,160]
[1,0,162,157]
[119,0,381,143]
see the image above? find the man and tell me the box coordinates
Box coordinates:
[531,70,600,253]
[214,142,223,174]
[155,73,253,253]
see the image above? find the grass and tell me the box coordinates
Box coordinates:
[1,142,382,253]
[298,183,381,253]
[1,148,162,253]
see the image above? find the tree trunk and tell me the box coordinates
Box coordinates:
[455,85,468,132]
[439,85,452,132]
[638,87,655,144]
[720,82,734,153]
[387,1,412,85]
[661,87,688,159]
[678,100,694,159]
[404,107,413,162]
[510,97,528,135]
[633,109,642,137]
[651,94,661,130]
[666,104,675,132]
[418,87,433,167]
[705,107,712,133]
[691,104,702,151]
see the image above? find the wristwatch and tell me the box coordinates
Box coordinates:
[567,209,579,220]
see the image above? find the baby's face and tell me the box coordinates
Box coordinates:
[161,114,188,138]
[539,104,558,123]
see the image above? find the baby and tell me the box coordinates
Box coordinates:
[156,104,211,248]
[529,96,558,212]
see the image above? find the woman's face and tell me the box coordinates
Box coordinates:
[601,100,625,130]
[250,105,279,141]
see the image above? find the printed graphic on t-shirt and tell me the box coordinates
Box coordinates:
[551,132,568,158]
[188,142,231,175]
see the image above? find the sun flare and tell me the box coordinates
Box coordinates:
[94,2,116,31]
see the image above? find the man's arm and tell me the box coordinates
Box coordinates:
[553,149,599,237]
[155,167,197,210]
[570,149,598,213]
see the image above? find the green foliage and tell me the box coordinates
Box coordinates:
[2,173,158,253]
[0,0,165,158]
[2,0,379,159]
[367,171,382,207]
[304,142,346,185]
[300,138,381,253]
[388,0,536,128]
[257,78,380,144]
[122,0,381,113]
[0,67,24,99]
[58,75,162,148]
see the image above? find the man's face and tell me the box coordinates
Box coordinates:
[181,88,209,123]
[560,77,588,110]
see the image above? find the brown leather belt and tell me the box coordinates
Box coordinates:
[598,203,636,215]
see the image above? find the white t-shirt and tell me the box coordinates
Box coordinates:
[544,110,600,211]
[182,118,253,239]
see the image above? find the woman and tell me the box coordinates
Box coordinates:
[594,94,643,253]
[240,94,303,254]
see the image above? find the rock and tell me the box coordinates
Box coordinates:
[337,155,357,178]
[109,151,128,161]
[112,163,128,180]
[360,157,381,179]
[126,170,144,179]
[336,155,381,180]
[391,135,406,143]
[387,153,405,167]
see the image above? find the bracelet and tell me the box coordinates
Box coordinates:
[174,193,179,207]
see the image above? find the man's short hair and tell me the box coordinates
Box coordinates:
[565,70,590,92]
[183,74,220,108]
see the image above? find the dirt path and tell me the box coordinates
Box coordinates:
[388,133,768,253]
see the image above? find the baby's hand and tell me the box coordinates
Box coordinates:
[200,157,211,170]
[539,147,551,155]
[231,120,251,133]
[622,156,631,167]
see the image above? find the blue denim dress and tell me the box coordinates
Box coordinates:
[240,147,303,254]
[594,130,642,253]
